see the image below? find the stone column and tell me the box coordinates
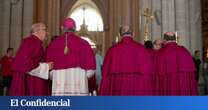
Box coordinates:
[113,0,119,39]
[105,0,131,52]
[151,0,162,41]
[161,0,175,33]
[47,0,60,40]
[0,1,2,56]
[131,0,140,41]
[22,0,34,38]
[107,0,115,46]
[175,0,191,50]
[2,0,10,55]
[189,0,202,53]
[33,0,60,44]
[121,0,131,25]
[34,0,47,23]
[1,0,23,53]
[10,0,23,52]
[0,0,10,56]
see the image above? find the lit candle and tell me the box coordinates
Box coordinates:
[116,36,119,43]
[175,31,178,43]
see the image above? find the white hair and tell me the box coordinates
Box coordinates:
[31,23,46,33]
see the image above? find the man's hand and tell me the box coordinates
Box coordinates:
[47,62,54,70]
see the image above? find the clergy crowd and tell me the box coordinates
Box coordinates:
[0,18,200,96]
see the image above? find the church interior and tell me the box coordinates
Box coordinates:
[0,0,208,95]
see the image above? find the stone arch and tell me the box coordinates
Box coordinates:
[61,0,107,30]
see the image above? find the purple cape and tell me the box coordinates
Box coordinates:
[46,32,96,70]
[155,42,198,95]
[99,37,153,95]
[10,35,50,96]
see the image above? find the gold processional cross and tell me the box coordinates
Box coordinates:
[143,8,154,41]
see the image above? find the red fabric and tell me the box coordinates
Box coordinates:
[151,50,160,95]
[0,56,14,76]
[62,18,76,29]
[155,42,198,95]
[156,43,195,74]
[12,35,44,73]
[155,72,197,95]
[88,75,97,93]
[99,37,153,95]
[146,49,158,95]
[46,32,96,70]
[100,74,153,95]
[10,35,50,96]
[102,37,152,75]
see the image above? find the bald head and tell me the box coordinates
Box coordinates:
[119,25,132,36]
[163,32,176,41]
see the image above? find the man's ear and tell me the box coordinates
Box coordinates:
[61,26,64,30]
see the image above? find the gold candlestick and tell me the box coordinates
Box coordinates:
[142,8,154,41]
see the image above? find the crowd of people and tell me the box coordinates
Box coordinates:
[0,18,205,96]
